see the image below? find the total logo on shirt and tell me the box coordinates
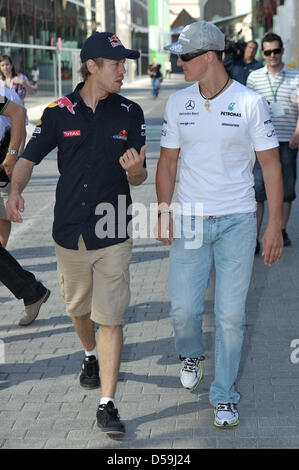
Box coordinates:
[63,130,81,137]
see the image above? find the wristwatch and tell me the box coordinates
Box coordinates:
[7,149,18,155]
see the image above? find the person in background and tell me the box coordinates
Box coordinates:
[147,57,162,98]
[165,60,172,79]
[229,40,263,85]
[31,63,40,86]
[0,55,37,104]
[246,32,299,252]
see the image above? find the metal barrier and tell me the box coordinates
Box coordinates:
[0,41,80,98]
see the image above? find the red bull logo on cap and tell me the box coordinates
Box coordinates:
[48,97,77,115]
[108,34,123,48]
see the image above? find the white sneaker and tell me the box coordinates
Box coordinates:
[214,403,239,427]
[179,356,204,390]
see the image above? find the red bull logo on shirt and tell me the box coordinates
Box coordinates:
[48,97,77,115]
[111,130,128,141]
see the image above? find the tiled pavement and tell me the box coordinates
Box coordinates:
[0,75,299,449]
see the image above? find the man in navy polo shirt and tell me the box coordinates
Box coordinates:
[6,32,147,435]
[226,40,263,85]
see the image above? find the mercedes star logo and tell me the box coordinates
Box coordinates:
[185,100,195,110]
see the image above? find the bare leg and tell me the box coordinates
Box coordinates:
[0,219,11,247]
[282,202,291,230]
[72,312,96,351]
[97,325,123,398]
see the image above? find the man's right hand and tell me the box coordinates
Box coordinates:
[6,192,24,223]
[154,212,174,245]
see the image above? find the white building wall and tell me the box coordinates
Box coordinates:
[96,0,106,31]
[170,0,200,23]
[234,0,251,16]
[115,0,136,82]
[272,0,296,66]
[199,0,252,41]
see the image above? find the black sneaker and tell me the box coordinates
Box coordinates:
[79,355,100,389]
[96,401,125,435]
[282,229,291,246]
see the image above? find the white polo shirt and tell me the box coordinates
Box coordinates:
[0,85,27,141]
[160,80,279,216]
[246,65,299,142]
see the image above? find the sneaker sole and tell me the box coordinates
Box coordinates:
[19,289,51,326]
[213,419,239,427]
[182,364,203,391]
[97,423,125,435]
[79,381,100,390]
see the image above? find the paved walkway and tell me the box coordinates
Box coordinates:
[1,75,299,449]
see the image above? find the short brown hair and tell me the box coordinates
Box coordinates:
[79,57,104,81]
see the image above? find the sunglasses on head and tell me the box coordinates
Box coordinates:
[179,50,209,62]
[263,48,282,56]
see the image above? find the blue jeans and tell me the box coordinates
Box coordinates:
[168,213,256,406]
[151,78,160,97]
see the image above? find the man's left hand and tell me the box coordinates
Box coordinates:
[119,145,147,176]
[262,225,283,266]
[289,131,299,150]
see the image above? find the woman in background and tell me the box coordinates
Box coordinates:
[0,55,37,104]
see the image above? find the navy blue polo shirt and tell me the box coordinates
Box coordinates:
[21,83,146,250]
[231,59,264,85]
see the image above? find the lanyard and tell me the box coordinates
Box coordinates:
[266,71,285,102]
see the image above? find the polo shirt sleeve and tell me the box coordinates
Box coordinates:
[21,106,58,165]
[0,96,10,114]
[160,95,180,149]
[125,103,145,151]
[125,103,146,167]
[248,95,279,151]
[246,71,255,90]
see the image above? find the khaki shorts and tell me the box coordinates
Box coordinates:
[55,236,132,325]
[0,183,10,220]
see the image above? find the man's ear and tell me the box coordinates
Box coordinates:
[86,59,97,75]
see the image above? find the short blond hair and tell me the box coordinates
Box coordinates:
[79,57,104,81]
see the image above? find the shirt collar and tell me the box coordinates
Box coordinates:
[72,82,85,105]
[264,64,286,75]
[72,82,115,108]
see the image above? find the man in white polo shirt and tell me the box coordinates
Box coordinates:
[155,21,283,427]
[247,32,299,251]
[0,85,27,247]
